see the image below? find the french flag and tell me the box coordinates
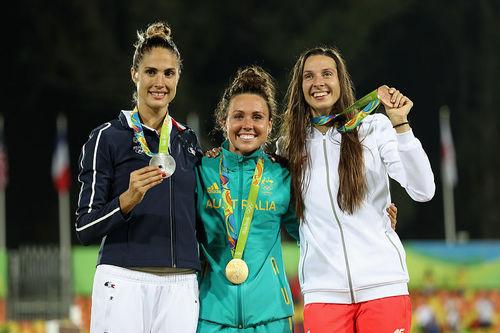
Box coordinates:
[439,106,457,187]
[52,114,71,193]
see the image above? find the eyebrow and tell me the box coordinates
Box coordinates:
[231,110,266,114]
[144,66,176,71]
[303,68,336,72]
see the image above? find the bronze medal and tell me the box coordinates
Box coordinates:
[225,258,249,284]
[377,85,394,108]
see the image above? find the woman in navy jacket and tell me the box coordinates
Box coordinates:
[75,22,202,333]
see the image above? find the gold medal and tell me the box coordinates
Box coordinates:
[225,258,249,284]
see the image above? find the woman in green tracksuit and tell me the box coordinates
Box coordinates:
[196,65,299,333]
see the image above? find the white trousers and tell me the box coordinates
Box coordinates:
[90,264,199,333]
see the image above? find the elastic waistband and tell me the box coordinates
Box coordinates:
[304,282,408,305]
[97,264,196,284]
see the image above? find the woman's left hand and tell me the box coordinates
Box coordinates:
[386,203,398,231]
[383,87,413,127]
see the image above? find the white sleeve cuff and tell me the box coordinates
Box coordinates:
[397,129,420,151]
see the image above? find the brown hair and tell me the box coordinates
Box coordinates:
[280,47,366,218]
[215,65,277,142]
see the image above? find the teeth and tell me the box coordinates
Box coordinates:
[239,134,255,140]
[151,92,166,97]
[313,92,328,98]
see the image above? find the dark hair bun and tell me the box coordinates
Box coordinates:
[232,66,272,92]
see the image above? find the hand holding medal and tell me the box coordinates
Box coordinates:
[381,87,414,130]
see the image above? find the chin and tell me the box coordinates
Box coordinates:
[234,144,259,155]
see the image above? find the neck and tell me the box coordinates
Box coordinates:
[228,144,260,156]
[229,148,256,156]
[310,107,332,118]
[310,107,332,134]
[313,124,330,134]
[137,104,168,131]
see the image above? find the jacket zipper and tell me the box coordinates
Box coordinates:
[169,176,176,267]
[168,131,188,268]
[385,232,405,271]
[300,242,308,284]
[237,161,244,328]
[237,286,243,328]
[322,136,355,303]
[168,132,177,268]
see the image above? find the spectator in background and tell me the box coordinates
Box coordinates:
[444,291,461,332]
[474,290,494,329]
[415,296,440,333]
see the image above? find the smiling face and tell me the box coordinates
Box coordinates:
[131,47,180,114]
[225,93,272,155]
[302,54,341,116]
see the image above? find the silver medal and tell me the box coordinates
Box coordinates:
[149,153,176,178]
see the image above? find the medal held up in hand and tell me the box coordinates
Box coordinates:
[149,153,176,178]
[130,108,176,178]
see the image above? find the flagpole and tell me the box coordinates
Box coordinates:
[0,114,5,322]
[56,114,72,316]
[439,106,457,244]
[59,189,71,314]
[0,115,5,252]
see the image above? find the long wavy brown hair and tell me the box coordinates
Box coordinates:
[280,47,366,218]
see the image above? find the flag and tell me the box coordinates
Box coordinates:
[0,115,7,191]
[52,115,71,193]
[439,106,457,187]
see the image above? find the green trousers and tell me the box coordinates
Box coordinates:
[197,317,294,333]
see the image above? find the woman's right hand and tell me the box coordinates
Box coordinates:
[204,147,222,158]
[119,166,164,214]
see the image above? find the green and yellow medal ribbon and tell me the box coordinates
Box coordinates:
[219,156,264,259]
[130,108,172,156]
[310,89,382,133]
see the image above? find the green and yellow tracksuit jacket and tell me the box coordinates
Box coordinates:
[196,141,299,329]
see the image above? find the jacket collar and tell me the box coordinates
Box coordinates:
[220,140,264,170]
[119,110,186,134]
[308,125,337,140]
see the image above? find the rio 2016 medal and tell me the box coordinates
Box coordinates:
[377,85,394,108]
[225,258,249,284]
[149,153,176,178]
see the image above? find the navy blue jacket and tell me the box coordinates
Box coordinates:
[75,111,202,270]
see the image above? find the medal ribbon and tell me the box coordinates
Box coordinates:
[310,89,381,133]
[130,107,172,156]
[220,156,264,259]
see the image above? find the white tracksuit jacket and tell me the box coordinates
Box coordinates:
[298,113,435,305]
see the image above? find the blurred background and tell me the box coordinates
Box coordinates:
[1,0,500,332]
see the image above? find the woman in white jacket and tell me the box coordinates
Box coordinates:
[279,47,435,333]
